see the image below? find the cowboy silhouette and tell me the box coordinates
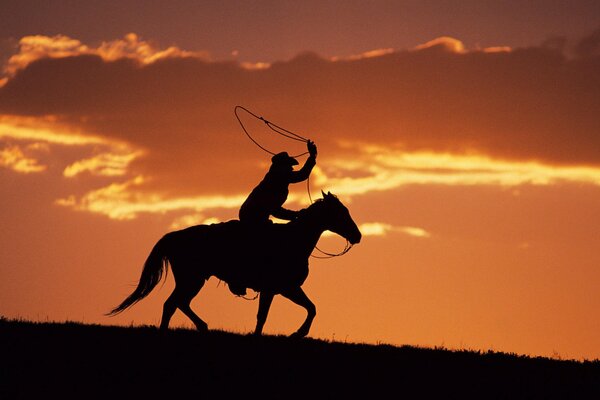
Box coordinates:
[230,140,318,296]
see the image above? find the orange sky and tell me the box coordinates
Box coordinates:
[1,2,600,360]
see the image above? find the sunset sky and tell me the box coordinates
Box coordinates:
[1,1,600,360]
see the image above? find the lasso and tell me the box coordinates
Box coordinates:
[234,105,352,258]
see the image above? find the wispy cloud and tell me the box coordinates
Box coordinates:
[169,214,222,230]
[318,144,600,198]
[0,116,105,145]
[53,142,600,223]
[414,36,467,53]
[56,176,247,220]
[0,115,141,177]
[63,150,143,178]
[330,48,395,61]
[2,33,208,82]
[0,145,46,173]
[359,222,431,238]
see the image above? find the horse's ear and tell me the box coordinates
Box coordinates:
[321,190,327,198]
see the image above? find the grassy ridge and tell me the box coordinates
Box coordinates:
[1,318,599,398]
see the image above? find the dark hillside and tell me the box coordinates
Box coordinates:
[1,318,599,398]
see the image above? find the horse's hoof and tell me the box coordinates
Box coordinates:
[290,331,306,339]
[195,323,208,332]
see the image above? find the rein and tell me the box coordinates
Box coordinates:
[310,240,353,259]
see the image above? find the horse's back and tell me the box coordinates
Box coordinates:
[173,220,242,243]
[166,220,307,291]
[174,220,290,244]
[167,219,273,261]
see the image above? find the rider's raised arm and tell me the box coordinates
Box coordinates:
[289,140,317,183]
[289,154,316,183]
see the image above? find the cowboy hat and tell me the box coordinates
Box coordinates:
[271,152,299,166]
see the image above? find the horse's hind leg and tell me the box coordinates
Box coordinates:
[178,281,208,332]
[160,288,179,331]
[159,280,207,331]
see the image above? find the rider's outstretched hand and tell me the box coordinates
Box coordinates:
[307,140,317,157]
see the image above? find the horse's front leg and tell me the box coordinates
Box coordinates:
[281,286,316,338]
[254,291,274,336]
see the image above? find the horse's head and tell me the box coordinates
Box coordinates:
[317,191,362,245]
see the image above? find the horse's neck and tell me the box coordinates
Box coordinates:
[291,209,326,256]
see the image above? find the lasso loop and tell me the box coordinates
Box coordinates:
[234,105,309,157]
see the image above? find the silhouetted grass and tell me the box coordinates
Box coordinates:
[1,317,599,398]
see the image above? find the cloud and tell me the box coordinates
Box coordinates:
[413,36,511,55]
[359,222,431,238]
[1,32,600,223]
[169,214,222,230]
[0,144,46,173]
[1,32,598,167]
[2,33,208,81]
[56,176,247,220]
[63,150,143,178]
[2,35,89,78]
[0,115,105,145]
[331,48,395,61]
[414,36,466,53]
[0,114,141,180]
[482,46,511,53]
[317,145,600,198]
[51,141,600,222]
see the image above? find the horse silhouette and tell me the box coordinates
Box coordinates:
[108,192,361,337]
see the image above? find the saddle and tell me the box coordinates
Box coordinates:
[204,220,291,295]
[178,219,295,294]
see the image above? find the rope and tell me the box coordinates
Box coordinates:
[310,240,354,259]
[234,105,351,259]
[234,105,309,157]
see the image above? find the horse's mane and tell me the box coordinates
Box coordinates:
[288,196,336,226]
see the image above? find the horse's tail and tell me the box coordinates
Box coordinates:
[106,234,171,316]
